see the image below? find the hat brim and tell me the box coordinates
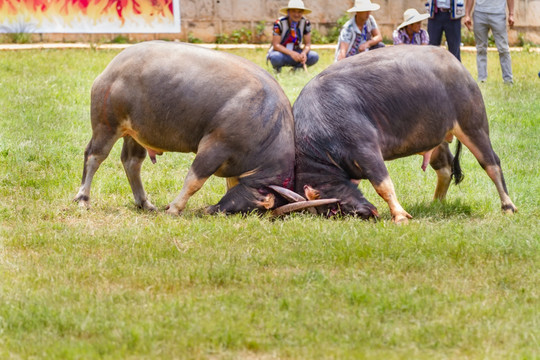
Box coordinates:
[279,7,312,14]
[397,13,430,30]
[347,4,380,12]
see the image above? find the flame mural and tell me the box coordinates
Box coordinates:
[0,0,180,33]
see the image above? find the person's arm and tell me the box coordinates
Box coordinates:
[271,34,303,63]
[464,0,475,31]
[297,33,312,64]
[336,41,349,61]
[507,0,515,27]
[359,28,382,51]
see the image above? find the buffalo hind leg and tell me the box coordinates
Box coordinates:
[121,136,157,211]
[454,126,517,213]
[74,126,120,208]
[429,142,454,201]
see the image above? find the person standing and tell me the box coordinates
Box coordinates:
[464,0,514,83]
[426,0,465,61]
[335,0,385,61]
[267,0,319,73]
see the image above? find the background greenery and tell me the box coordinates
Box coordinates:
[0,47,539,359]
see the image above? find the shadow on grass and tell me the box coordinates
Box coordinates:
[406,199,476,220]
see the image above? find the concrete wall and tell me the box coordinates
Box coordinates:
[178,0,540,45]
[39,0,540,45]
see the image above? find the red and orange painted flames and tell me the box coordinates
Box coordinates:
[0,0,174,26]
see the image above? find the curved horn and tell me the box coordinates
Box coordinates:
[272,198,340,217]
[268,185,306,203]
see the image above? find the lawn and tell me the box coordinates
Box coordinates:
[0,46,539,359]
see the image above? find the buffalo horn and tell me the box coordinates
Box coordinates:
[268,185,307,203]
[272,198,340,217]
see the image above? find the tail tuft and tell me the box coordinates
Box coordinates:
[451,141,465,185]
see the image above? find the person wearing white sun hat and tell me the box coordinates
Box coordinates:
[335,0,385,61]
[267,0,319,73]
[392,8,430,45]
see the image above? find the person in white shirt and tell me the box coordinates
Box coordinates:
[464,0,514,83]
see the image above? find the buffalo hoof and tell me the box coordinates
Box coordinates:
[73,194,90,209]
[392,211,413,224]
[502,204,518,214]
[138,200,157,212]
[165,203,183,216]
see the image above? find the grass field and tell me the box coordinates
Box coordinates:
[0,46,539,359]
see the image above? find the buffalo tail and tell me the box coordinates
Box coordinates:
[452,141,464,185]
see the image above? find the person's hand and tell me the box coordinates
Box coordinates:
[508,14,514,27]
[464,15,473,31]
[358,43,368,52]
[290,51,303,63]
[298,52,308,65]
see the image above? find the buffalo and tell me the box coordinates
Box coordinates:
[74,41,330,215]
[293,45,517,222]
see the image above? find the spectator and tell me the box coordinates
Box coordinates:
[393,8,430,45]
[267,0,319,73]
[335,0,385,61]
[426,0,465,60]
[464,0,514,83]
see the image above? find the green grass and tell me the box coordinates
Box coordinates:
[0,47,539,359]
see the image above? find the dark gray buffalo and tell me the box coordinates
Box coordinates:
[293,45,517,223]
[74,41,324,214]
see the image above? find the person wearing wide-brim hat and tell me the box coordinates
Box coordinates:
[267,0,319,73]
[335,0,385,61]
[392,8,430,45]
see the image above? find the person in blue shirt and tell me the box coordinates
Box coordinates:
[335,0,385,61]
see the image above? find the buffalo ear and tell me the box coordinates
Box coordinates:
[272,198,340,217]
[303,185,320,200]
[256,193,275,210]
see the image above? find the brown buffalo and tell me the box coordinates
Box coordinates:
[74,41,327,214]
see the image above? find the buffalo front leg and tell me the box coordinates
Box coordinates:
[165,168,209,215]
[74,126,119,208]
[370,177,412,224]
[166,136,229,215]
[121,136,157,211]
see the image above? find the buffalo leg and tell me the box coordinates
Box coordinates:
[74,126,120,207]
[370,177,412,223]
[429,142,454,201]
[166,137,230,215]
[166,168,209,215]
[226,177,239,190]
[348,148,412,223]
[121,136,157,211]
[454,126,517,213]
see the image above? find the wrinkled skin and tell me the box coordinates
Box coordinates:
[74,41,295,214]
[293,45,517,223]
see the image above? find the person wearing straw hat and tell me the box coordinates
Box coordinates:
[393,8,430,45]
[335,0,385,61]
[267,0,319,73]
